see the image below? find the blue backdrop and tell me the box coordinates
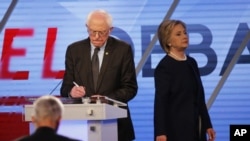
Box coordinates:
[1,0,250,140]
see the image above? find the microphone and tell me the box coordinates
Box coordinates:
[49,79,63,95]
[48,59,76,96]
[48,58,85,97]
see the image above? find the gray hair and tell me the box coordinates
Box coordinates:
[33,95,64,122]
[86,9,113,27]
[157,19,186,53]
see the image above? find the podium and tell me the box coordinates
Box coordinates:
[23,97,127,141]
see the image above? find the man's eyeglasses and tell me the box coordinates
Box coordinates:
[87,28,110,37]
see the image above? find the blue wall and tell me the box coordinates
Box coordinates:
[1,0,250,140]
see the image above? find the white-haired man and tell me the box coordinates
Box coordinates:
[15,95,80,141]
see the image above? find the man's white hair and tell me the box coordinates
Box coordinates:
[33,95,64,122]
[86,9,113,27]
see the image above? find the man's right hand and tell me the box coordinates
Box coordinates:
[156,135,167,141]
[70,86,86,98]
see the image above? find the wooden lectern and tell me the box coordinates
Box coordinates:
[23,96,127,141]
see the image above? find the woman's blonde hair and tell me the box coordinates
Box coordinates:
[157,20,186,53]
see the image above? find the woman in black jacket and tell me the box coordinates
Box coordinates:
[154,19,216,141]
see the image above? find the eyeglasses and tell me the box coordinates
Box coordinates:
[87,28,110,37]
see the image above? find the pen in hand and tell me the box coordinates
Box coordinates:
[73,81,79,87]
[73,81,86,97]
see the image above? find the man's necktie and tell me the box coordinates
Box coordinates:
[92,48,100,92]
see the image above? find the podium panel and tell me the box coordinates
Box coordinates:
[24,99,127,141]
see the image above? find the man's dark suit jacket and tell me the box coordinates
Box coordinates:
[60,36,138,141]
[14,127,80,141]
